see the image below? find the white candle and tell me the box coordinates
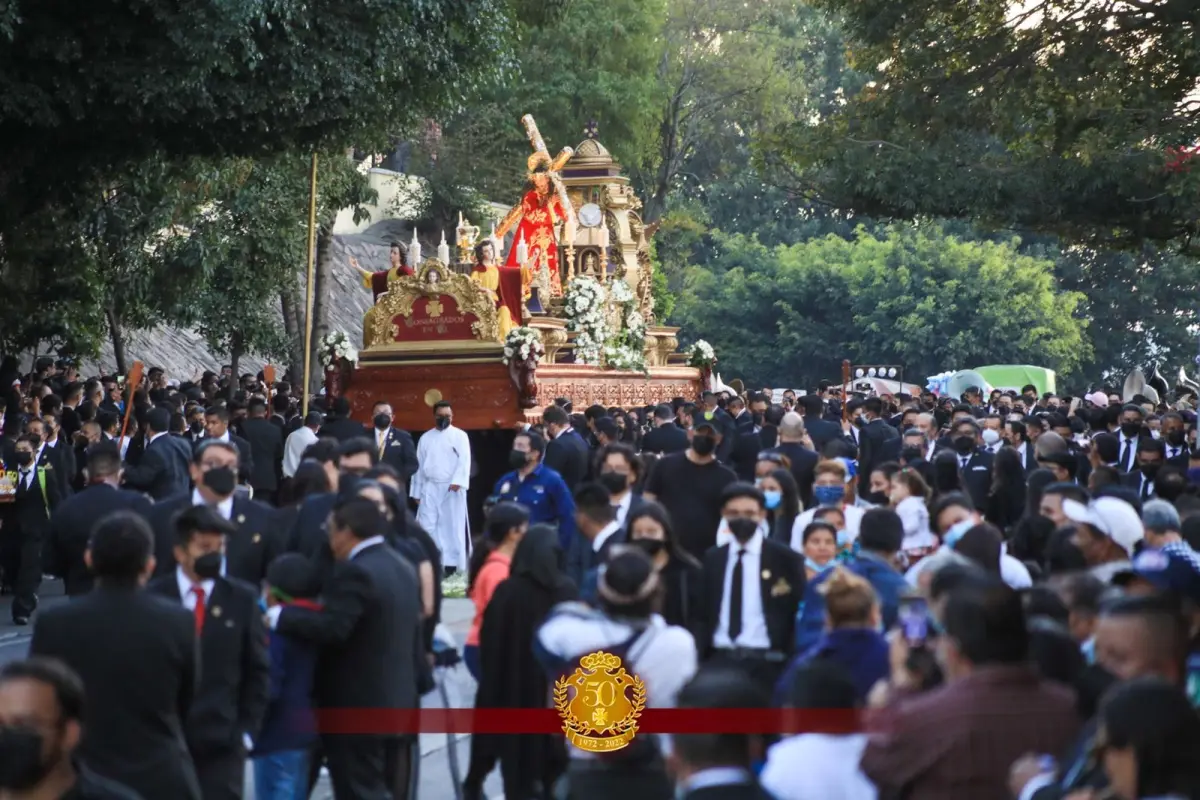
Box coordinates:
[516,232,528,266]
[437,231,450,265]
[409,229,421,266]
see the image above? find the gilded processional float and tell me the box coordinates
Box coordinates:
[331,116,704,432]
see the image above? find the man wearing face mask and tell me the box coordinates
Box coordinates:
[148,505,270,800]
[1161,411,1190,469]
[1115,404,1146,473]
[596,443,645,528]
[950,418,994,511]
[411,401,471,575]
[202,406,255,487]
[541,405,589,489]
[700,484,804,688]
[853,397,900,505]
[790,460,864,552]
[3,433,62,625]
[643,420,737,559]
[0,657,143,799]
[490,431,576,548]
[370,401,418,494]
[1122,437,1166,501]
[147,440,278,584]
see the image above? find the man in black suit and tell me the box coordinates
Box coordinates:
[670,666,774,800]
[3,433,62,624]
[1115,403,1146,473]
[700,392,738,464]
[266,497,424,800]
[1121,436,1165,501]
[122,406,192,500]
[29,412,75,500]
[318,397,368,442]
[46,441,153,597]
[798,395,842,456]
[853,397,900,503]
[640,403,689,455]
[1161,411,1190,469]
[148,506,270,800]
[30,511,202,799]
[239,397,284,505]
[768,412,818,508]
[147,440,279,585]
[542,405,589,489]
[596,442,647,529]
[1005,418,1039,474]
[949,418,995,510]
[370,401,418,491]
[202,405,255,487]
[700,484,803,688]
[565,482,625,589]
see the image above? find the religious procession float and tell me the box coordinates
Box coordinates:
[322,115,708,433]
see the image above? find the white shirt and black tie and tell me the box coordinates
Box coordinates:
[612,492,633,528]
[1136,473,1155,500]
[713,529,769,651]
[1166,444,1185,462]
[1119,434,1138,472]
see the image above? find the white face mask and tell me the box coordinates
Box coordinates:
[981,429,1001,447]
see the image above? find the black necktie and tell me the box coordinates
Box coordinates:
[1142,477,1152,500]
[1121,438,1132,471]
[728,549,745,643]
[960,456,969,470]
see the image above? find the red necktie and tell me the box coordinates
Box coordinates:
[191,585,206,635]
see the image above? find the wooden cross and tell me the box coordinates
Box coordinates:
[496,115,576,239]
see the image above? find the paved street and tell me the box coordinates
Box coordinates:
[0,586,502,800]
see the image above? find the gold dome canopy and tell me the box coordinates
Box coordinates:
[562,137,624,181]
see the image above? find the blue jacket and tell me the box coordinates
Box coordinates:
[774,627,889,705]
[794,551,907,654]
[252,611,318,755]
[492,463,577,549]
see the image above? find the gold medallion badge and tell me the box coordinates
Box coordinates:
[553,650,647,753]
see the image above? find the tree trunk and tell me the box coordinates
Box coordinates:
[106,305,127,376]
[308,222,335,398]
[227,332,244,403]
[279,286,304,384]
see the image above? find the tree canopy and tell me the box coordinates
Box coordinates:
[763,0,1200,250]
[672,224,1088,387]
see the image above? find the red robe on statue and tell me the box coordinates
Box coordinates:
[364,265,414,302]
[503,187,565,296]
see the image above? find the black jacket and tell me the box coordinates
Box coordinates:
[699,538,804,658]
[285,492,339,589]
[4,465,61,540]
[146,574,270,757]
[640,422,689,456]
[771,442,818,508]
[543,429,589,490]
[375,427,419,486]
[318,416,368,443]
[802,416,844,456]
[239,417,284,495]
[29,586,201,800]
[147,492,280,584]
[277,542,424,710]
[956,448,996,510]
[122,434,192,500]
[46,483,152,595]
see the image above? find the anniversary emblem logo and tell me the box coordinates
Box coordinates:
[553,650,647,752]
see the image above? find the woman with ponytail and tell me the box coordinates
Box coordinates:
[463,501,529,680]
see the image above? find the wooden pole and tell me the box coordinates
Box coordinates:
[118,360,145,454]
[301,153,318,418]
[841,359,851,424]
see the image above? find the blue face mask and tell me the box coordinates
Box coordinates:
[763,490,782,510]
[943,518,974,548]
[836,529,851,548]
[814,485,845,507]
[805,556,834,574]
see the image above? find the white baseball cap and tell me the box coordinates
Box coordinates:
[1062,497,1144,557]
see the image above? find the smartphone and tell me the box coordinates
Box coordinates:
[898,596,932,646]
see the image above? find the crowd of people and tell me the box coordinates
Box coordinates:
[0,356,1199,800]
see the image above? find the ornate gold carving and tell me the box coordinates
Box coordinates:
[365,258,500,349]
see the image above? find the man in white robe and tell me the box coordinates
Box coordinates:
[410,401,471,570]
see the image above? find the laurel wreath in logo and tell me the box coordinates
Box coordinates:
[553,671,647,737]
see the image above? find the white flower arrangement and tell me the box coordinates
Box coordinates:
[605,278,648,373]
[686,339,716,369]
[320,331,359,369]
[604,342,646,373]
[565,276,607,366]
[502,326,545,366]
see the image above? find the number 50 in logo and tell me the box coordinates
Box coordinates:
[553,650,647,753]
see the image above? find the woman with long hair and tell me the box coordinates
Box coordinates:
[1099,677,1200,800]
[625,501,703,633]
[985,446,1027,534]
[761,467,801,544]
[466,524,576,800]
[1008,468,1057,566]
[463,502,529,680]
[931,450,964,497]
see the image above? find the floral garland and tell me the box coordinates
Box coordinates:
[604,278,647,373]
[685,339,716,369]
[564,276,607,365]
[320,331,358,369]
[502,326,545,366]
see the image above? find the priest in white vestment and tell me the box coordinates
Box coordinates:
[411,402,471,570]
